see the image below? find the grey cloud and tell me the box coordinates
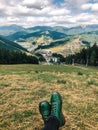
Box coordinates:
[22,0,51,10]
[22,4,43,10]
[63,0,89,14]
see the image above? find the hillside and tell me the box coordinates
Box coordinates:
[0,36,27,52]
[47,37,85,56]
[80,32,98,44]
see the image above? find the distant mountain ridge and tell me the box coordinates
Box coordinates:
[1,24,98,36]
[0,24,25,36]
[0,24,24,30]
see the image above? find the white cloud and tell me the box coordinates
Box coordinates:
[7,17,19,22]
[15,5,31,16]
[49,8,70,16]
[0,0,98,27]
[81,4,92,10]
[81,3,98,12]
[91,3,98,12]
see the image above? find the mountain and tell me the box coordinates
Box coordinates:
[80,32,98,45]
[0,36,27,52]
[27,26,70,35]
[66,24,98,35]
[0,24,24,30]
[27,24,98,35]
[52,26,69,34]
[6,30,67,44]
[6,31,28,41]
[0,24,25,36]
[5,29,67,52]
[1,24,98,36]
[27,26,53,32]
[1,24,98,56]
[5,24,98,41]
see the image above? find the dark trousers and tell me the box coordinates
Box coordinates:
[43,116,60,130]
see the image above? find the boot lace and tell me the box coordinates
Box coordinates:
[51,102,58,116]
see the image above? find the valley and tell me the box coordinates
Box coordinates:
[1,24,98,64]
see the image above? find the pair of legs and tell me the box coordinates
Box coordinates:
[39,92,65,130]
[43,116,60,130]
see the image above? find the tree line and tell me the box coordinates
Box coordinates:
[0,49,38,64]
[65,43,98,66]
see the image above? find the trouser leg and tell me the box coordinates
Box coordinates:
[43,116,60,130]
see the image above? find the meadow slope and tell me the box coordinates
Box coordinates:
[0,65,98,130]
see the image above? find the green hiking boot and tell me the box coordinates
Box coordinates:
[50,92,65,127]
[39,101,51,124]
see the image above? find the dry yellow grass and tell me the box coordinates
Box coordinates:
[48,45,65,52]
[46,37,84,55]
[0,65,98,130]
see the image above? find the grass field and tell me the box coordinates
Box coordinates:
[0,65,98,130]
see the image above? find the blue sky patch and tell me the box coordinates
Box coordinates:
[52,0,65,6]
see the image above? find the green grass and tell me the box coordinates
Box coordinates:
[0,64,98,130]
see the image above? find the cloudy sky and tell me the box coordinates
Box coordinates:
[0,0,98,27]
